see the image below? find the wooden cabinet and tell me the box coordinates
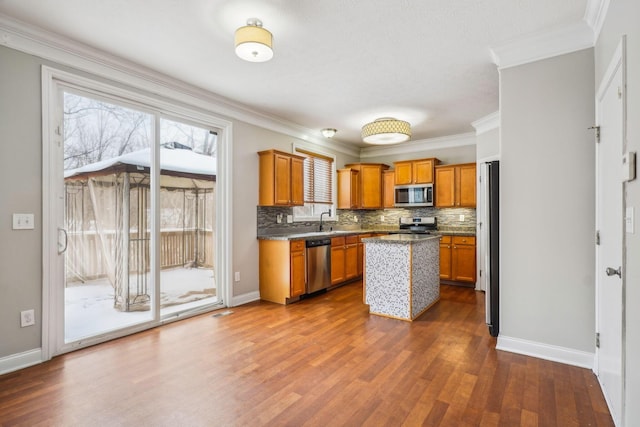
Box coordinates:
[394,158,440,185]
[357,233,372,276]
[331,235,360,285]
[435,163,476,208]
[439,235,476,284]
[259,239,306,304]
[338,163,390,209]
[258,150,305,207]
[337,169,359,209]
[383,170,395,208]
[290,240,306,298]
[331,236,346,285]
[439,235,453,280]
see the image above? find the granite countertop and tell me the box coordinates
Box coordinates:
[362,234,440,244]
[257,228,475,241]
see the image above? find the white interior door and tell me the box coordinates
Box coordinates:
[595,39,625,426]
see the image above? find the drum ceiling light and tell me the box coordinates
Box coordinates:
[361,117,411,144]
[235,18,273,62]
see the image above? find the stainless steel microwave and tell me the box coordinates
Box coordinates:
[394,184,434,207]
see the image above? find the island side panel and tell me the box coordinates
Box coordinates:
[364,241,411,320]
[410,238,440,319]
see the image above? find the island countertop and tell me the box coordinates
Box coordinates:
[361,234,440,243]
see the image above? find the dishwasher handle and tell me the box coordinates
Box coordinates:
[305,238,331,248]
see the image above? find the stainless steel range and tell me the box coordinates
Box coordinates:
[398,216,437,234]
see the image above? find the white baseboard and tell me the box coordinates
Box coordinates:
[497,335,595,369]
[0,348,43,375]
[230,291,260,307]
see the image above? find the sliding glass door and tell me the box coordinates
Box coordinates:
[60,89,219,346]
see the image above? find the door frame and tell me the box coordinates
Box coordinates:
[41,66,234,359]
[594,36,626,426]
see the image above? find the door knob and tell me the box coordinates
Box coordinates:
[606,266,622,278]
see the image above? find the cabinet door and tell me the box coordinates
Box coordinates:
[274,153,292,205]
[360,165,383,209]
[439,236,452,280]
[290,249,306,297]
[331,246,345,285]
[345,244,358,280]
[290,157,305,206]
[435,166,455,207]
[383,170,395,208]
[457,164,476,207]
[452,236,476,282]
[394,162,413,185]
[413,159,434,184]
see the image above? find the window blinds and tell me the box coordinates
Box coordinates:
[298,149,333,204]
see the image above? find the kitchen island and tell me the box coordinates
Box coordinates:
[362,234,440,321]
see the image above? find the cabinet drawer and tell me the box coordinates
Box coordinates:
[331,236,346,247]
[439,235,452,244]
[345,235,358,245]
[453,236,475,245]
[290,240,305,251]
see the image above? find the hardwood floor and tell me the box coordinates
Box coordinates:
[0,283,613,426]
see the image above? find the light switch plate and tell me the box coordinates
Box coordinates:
[12,213,35,230]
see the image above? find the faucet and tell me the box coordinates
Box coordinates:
[319,208,332,232]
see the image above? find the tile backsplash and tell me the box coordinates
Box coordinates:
[257,206,476,236]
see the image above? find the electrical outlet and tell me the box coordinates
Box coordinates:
[276,214,283,224]
[20,309,35,327]
[380,215,385,222]
[354,216,358,223]
[234,272,240,282]
[286,215,293,223]
[459,214,465,222]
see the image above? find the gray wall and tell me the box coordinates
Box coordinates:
[0,46,43,357]
[362,143,476,166]
[500,48,595,352]
[476,127,500,161]
[595,1,640,423]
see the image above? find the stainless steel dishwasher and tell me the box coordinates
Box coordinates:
[305,238,331,293]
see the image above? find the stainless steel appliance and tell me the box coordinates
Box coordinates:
[305,238,331,293]
[394,184,434,207]
[481,161,500,337]
[398,216,437,233]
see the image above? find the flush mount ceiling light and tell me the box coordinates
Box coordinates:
[321,128,337,138]
[235,18,273,62]
[361,117,411,144]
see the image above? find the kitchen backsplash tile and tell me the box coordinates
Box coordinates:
[257,206,476,235]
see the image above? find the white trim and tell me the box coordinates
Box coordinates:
[0,14,359,158]
[497,335,595,369]
[490,21,594,70]
[477,154,501,163]
[584,0,610,43]
[231,291,261,307]
[471,111,500,135]
[0,348,43,375]
[359,132,476,159]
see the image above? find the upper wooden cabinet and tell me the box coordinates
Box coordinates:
[258,150,305,207]
[340,163,390,209]
[337,168,360,209]
[435,163,476,208]
[383,170,395,208]
[394,158,440,185]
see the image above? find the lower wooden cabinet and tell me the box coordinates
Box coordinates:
[357,233,372,276]
[331,235,360,286]
[259,239,306,304]
[439,235,476,284]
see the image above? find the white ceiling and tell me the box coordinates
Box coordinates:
[0,0,592,147]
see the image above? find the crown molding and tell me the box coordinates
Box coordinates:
[359,132,476,159]
[584,0,609,43]
[471,111,500,135]
[489,21,594,70]
[0,13,359,157]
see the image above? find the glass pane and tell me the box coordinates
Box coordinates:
[63,91,153,342]
[159,118,218,316]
